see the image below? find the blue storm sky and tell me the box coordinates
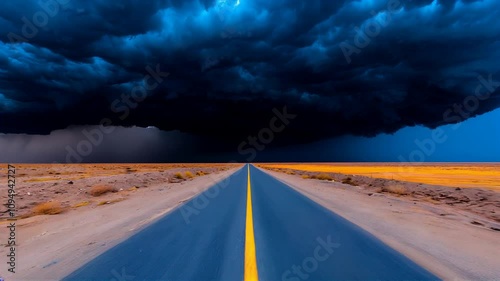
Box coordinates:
[263,108,500,162]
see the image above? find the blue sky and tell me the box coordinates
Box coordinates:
[263,108,500,162]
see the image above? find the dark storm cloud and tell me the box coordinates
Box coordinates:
[0,126,217,163]
[1,0,499,144]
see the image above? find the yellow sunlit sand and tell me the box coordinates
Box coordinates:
[260,163,500,191]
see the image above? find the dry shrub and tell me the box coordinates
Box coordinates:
[90,185,116,196]
[33,201,63,215]
[301,175,311,179]
[174,172,184,179]
[382,184,408,195]
[313,173,334,181]
[196,171,206,176]
[72,201,90,208]
[341,177,358,186]
[124,167,136,174]
[185,171,194,178]
[97,198,125,206]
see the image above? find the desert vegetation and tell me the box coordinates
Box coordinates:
[97,198,126,206]
[33,201,63,215]
[381,184,408,195]
[72,201,91,208]
[89,185,117,196]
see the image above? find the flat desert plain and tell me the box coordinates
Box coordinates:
[258,162,500,190]
[0,163,239,219]
[258,163,500,223]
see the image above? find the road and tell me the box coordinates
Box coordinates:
[63,164,438,281]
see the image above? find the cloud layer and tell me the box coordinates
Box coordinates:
[1,0,499,144]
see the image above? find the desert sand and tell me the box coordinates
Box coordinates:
[0,163,238,219]
[259,163,500,190]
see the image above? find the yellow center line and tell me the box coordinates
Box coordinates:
[244,164,259,281]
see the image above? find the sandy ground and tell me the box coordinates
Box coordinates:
[0,166,242,281]
[259,163,500,190]
[0,164,237,219]
[259,167,500,280]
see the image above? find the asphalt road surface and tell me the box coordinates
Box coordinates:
[63,164,438,281]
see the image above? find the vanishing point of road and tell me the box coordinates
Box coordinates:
[63,164,438,281]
